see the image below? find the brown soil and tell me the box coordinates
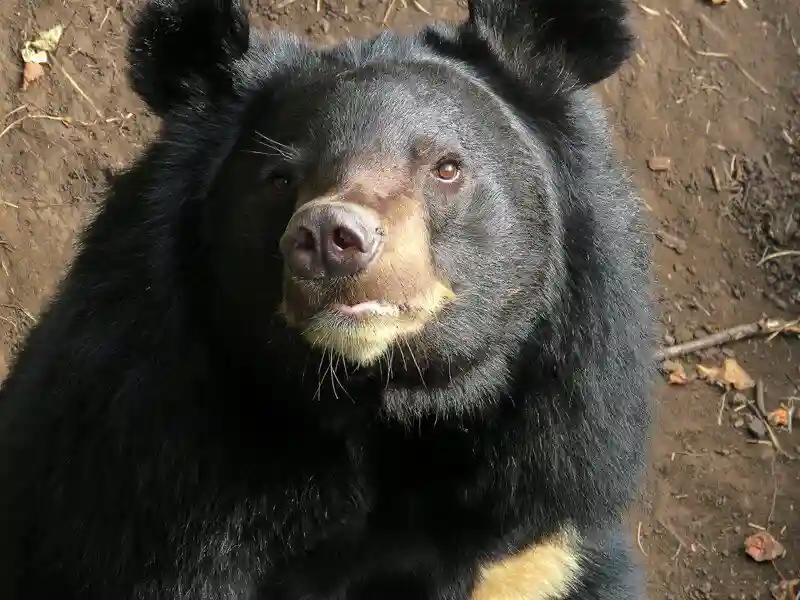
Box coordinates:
[1,0,798,597]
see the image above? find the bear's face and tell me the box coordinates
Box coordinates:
[127,0,636,375]
[207,61,559,366]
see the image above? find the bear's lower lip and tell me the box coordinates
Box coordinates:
[331,301,401,318]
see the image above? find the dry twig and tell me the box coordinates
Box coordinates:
[52,59,104,118]
[0,116,28,140]
[382,0,397,24]
[757,249,800,265]
[657,518,685,559]
[411,0,430,15]
[752,379,796,460]
[717,392,727,425]
[636,522,648,556]
[656,318,800,360]
[633,0,661,16]
[98,7,112,31]
[732,61,770,95]
[767,455,778,524]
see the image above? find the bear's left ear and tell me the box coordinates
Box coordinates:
[128,0,250,115]
[465,0,635,87]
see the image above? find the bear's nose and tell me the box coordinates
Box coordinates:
[279,203,383,280]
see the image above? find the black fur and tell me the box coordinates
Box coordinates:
[128,0,250,114]
[0,0,654,598]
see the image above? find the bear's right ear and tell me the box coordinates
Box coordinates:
[464,0,635,87]
[128,0,250,115]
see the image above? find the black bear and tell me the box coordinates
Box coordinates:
[0,0,654,598]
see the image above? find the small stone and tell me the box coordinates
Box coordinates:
[647,156,672,172]
[663,333,676,345]
[655,230,688,254]
[732,418,745,429]
[744,414,767,439]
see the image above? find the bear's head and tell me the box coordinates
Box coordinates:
[127,0,639,417]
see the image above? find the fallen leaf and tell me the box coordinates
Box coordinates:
[767,407,790,428]
[662,360,690,385]
[20,25,64,64]
[20,45,48,64]
[744,531,785,562]
[647,156,672,172]
[21,61,45,90]
[31,25,64,53]
[668,371,689,385]
[696,358,755,390]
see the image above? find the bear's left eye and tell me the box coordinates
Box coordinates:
[433,160,461,183]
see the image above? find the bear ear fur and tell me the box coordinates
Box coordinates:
[128,0,250,115]
[465,0,635,87]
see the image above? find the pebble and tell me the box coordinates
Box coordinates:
[656,229,688,254]
[744,414,767,439]
[647,156,673,172]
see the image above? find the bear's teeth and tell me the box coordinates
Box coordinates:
[333,302,399,317]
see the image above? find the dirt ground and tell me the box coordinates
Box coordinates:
[0,0,798,597]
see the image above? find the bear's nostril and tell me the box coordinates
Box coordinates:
[331,226,365,253]
[295,227,316,252]
[280,203,382,280]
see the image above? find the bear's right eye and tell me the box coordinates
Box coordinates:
[265,171,293,191]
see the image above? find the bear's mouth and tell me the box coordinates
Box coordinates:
[280,279,455,366]
[331,301,402,319]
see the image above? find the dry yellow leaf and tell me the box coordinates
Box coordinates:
[20,45,48,64]
[31,25,64,53]
[662,360,689,385]
[20,24,64,64]
[696,358,755,390]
